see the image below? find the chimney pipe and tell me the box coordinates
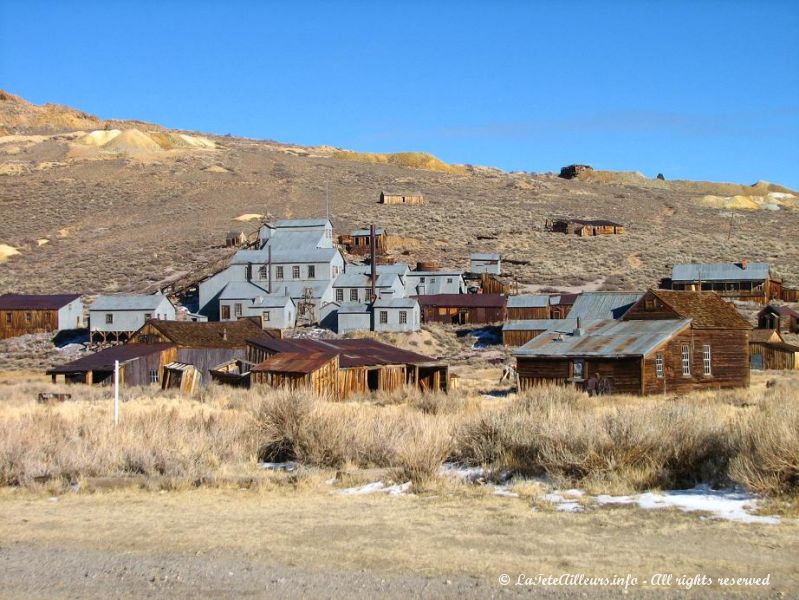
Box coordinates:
[742,257,748,270]
[573,316,584,337]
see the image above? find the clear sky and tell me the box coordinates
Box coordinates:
[1,1,797,188]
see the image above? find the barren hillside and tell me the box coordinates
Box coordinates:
[1,90,797,295]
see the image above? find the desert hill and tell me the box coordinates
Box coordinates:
[0,90,797,297]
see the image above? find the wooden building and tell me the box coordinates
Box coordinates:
[338,227,387,255]
[129,318,268,383]
[225,230,248,247]
[669,261,781,304]
[750,329,799,371]
[757,304,799,333]
[47,343,176,386]
[417,293,507,324]
[506,295,550,320]
[0,293,84,340]
[515,290,751,395]
[244,336,449,399]
[161,362,203,394]
[470,253,501,275]
[503,319,578,347]
[546,218,624,236]
[379,191,424,205]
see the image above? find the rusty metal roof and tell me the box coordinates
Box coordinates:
[0,293,81,310]
[252,351,337,374]
[514,319,690,358]
[47,343,175,374]
[416,293,507,308]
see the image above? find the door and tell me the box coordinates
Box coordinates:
[751,353,764,371]
[221,305,231,320]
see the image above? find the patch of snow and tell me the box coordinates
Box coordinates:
[258,461,298,472]
[338,481,412,496]
[494,488,519,498]
[439,463,485,482]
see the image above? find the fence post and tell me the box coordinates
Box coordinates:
[114,360,120,426]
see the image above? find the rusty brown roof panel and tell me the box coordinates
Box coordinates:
[145,318,267,348]
[0,293,82,310]
[416,294,507,308]
[252,351,337,374]
[47,343,175,374]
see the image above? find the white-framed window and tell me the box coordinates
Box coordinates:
[447,278,453,284]
[259,265,269,280]
[703,345,712,376]
[292,266,300,279]
[276,266,284,280]
[399,311,407,324]
[307,265,315,279]
[379,311,388,324]
[336,289,344,302]
[350,289,358,301]
[149,369,159,384]
[655,353,664,378]
[105,313,113,324]
[234,303,242,317]
[262,310,270,322]
[681,344,691,376]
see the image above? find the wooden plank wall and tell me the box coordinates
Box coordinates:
[750,342,798,370]
[0,309,58,339]
[502,329,545,347]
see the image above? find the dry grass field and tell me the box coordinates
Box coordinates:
[1,91,798,297]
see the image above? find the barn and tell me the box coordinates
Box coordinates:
[515,290,751,395]
[0,293,84,340]
[417,294,507,324]
[506,295,550,320]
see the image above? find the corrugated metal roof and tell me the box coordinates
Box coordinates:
[47,343,175,374]
[351,228,386,236]
[247,337,442,367]
[218,281,269,300]
[507,295,550,308]
[251,294,293,308]
[416,293,507,308]
[671,262,770,282]
[91,294,170,311]
[407,271,465,276]
[336,302,370,314]
[271,280,334,299]
[346,263,410,276]
[503,318,579,331]
[273,218,331,228]
[551,293,579,306]
[568,292,643,320]
[0,293,81,310]
[470,253,500,261]
[373,298,419,309]
[252,351,337,374]
[514,319,691,358]
[333,272,401,288]
[231,246,338,264]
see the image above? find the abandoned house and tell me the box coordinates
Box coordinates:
[757,304,799,334]
[225,230,249,247]
[750,329,799,371]
[404,271,467,296]
[418,293,507,324]
[515,289,751,395]
[379,191,424,205]
[47,343,176,386]
[506,295,550,320]
[237,336,449,398]
[217,281,296,329]
[547,218,625,236]
[0,293,84,340]
[669,260,781,304]
[89,294,176,343]
[503,318,579,347]
[338,227,387,255]
[469,253,501,275]
[129,318,267,383]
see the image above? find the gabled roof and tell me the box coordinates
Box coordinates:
[273,218,331,228]
[507,295,550,308]
[91,294,170,312]
[252,351,337,374]
[416,293,507,308]
[139,318,266,348]
[470,253,500,261]
[568,292,643,321]
[514,319,691,358]
[671,262,770,282]
[333,272,401,288]
[373,298,419,309]
[0,293,81,310]
[47,343,175,374]
[751,329,783,343]
[646,290,752,329]
[759,304,799,319]
[218,281,269,301]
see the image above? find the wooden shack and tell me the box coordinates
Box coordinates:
[47,344,177,386]
[338,227,387,255]
[750,329,799,370]
[547,218,624,236]
[506,295,550,320]
[757,304,799,333]
[0,293,84,340]
[225,230,248,247]
[379,191,424,205]
[417,294,507,324]
[161,362,202,394]
[515,290,751,395]
[251,352,340,396]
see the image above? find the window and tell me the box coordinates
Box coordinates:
[336,289,344,302]
[149,369,159,384]
[105,313,113,324]
[399,311,407,324]
[572,359,585,380]
[703,345,712,376]
[447,278,453,284]
[144,313,152,321]
[420,277,426,283]
[258,265,269,280]
[25,312,32,322]
[681,344,691,376]
[379,311,388,324]
[307,265,315,279]
[262,311,270,322]
[655,353,664,378]
[292,266,300,279]
[430,278,436,283]
[645,298,657,311]
[350,289,358,301]
[234,303,242,317]
[276,266,284,280]
[221,305,231,320]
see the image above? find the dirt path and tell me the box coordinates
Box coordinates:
[1,489,795,598]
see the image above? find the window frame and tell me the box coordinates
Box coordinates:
[105,313,114,325]
[258,265,269,280]
[350,289,358,302]
[221,305,231,320]
[335,288,344,302]
[149,369,159,384]
[655,353,664,378]
[262,310,270,322]
[703,345,712,376]
[379,310,388,324]
[234,303,242,317]
[307,265,315,279]
[399,310,407,324]
[276,266,284,280]
[681,344,691,376]
[292,265,300,279]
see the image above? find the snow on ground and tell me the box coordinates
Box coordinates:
[338,481,412,496]
[259,462,298,472]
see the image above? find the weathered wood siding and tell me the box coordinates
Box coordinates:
[503,329,546,347]
[0,309,59,339]
[176,348,246,384]
[750,342,798,370]
[421,305,506,324]
[507,307,549,320]
[517,357,642,394]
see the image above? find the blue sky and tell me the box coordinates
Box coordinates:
[1,1,797,188]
